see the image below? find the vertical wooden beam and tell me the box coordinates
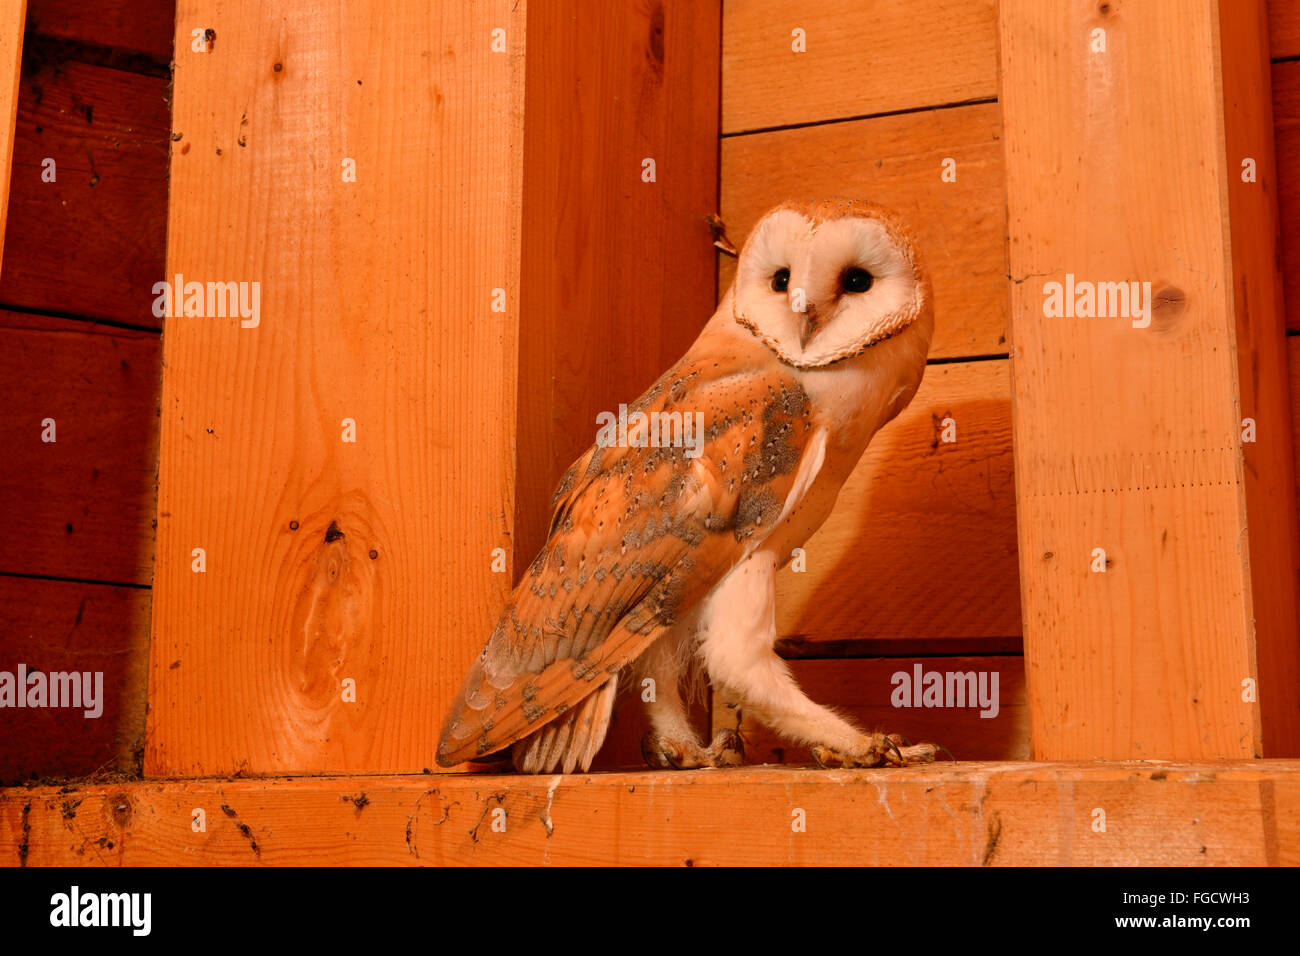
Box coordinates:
[0,0,25,280]
[149,0,525,775]
[1000,0,1300,760]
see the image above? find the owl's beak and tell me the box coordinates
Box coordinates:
[798,304,820,350]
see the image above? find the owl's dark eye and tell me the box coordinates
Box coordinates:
[771,268,790,293]
[842,268,874,294]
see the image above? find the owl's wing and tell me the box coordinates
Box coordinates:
[436,362,826,766]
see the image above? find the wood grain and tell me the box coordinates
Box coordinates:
[1000,0,1300,759]
[0,0,24,280]
[721,0,997,133]
[0,310,160,583]
[775,359,1018,645]
[148,0,526,776]
[26,0,175,60]
[0,58,169,325]
[0,576,149,783]
[4,761,1299,865]
[717,656,1028,764]
[720,102,1008,359]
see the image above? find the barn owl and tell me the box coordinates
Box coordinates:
[438,199,938,773]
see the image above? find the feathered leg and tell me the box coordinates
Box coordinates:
[698,551,938,767]
[635,626,743,769]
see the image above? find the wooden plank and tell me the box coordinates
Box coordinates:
[775,359,1019,644]
[0,310,160,583]
[0,0,24,279]
[26,0,174,60]
[0,576,149,783]
[1000,0,1300,759]
[148,0,526,776]
[718,656,1029,764]
[1269,0,1300,59]
[720,102,1007,359]
[1270,60,1300,331]
[3,761,1298,865]
[721,0,997,133]
[0,58,169,325]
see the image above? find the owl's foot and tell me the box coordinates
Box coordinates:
[642,728,745,770]
[811,734,939,769]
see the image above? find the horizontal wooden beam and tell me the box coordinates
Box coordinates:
[26,0,175,61]
[3,761,1298,865]
[1269,0,1300,59]
[1,58,170,326]
[0,311,160,584]
[0,577,149,783]
[721,0,996,133]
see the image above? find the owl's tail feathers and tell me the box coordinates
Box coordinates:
[512,677,618,774]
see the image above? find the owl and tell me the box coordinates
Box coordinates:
[438,199,938,773]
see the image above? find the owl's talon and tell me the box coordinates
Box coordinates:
[643,730,743,770]
[641,731,674,769]
[811,735,941,769]
[704,727,745,766]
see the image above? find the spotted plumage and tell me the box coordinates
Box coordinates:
[438,199,939,773]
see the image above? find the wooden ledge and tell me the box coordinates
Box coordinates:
[2,761,1297,866]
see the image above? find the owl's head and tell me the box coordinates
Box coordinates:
[732,199,933,370]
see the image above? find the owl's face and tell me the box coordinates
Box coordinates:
[732,200,932,370]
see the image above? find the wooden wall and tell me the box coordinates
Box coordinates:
[6,0,1300,784]
[0,0,172,782]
